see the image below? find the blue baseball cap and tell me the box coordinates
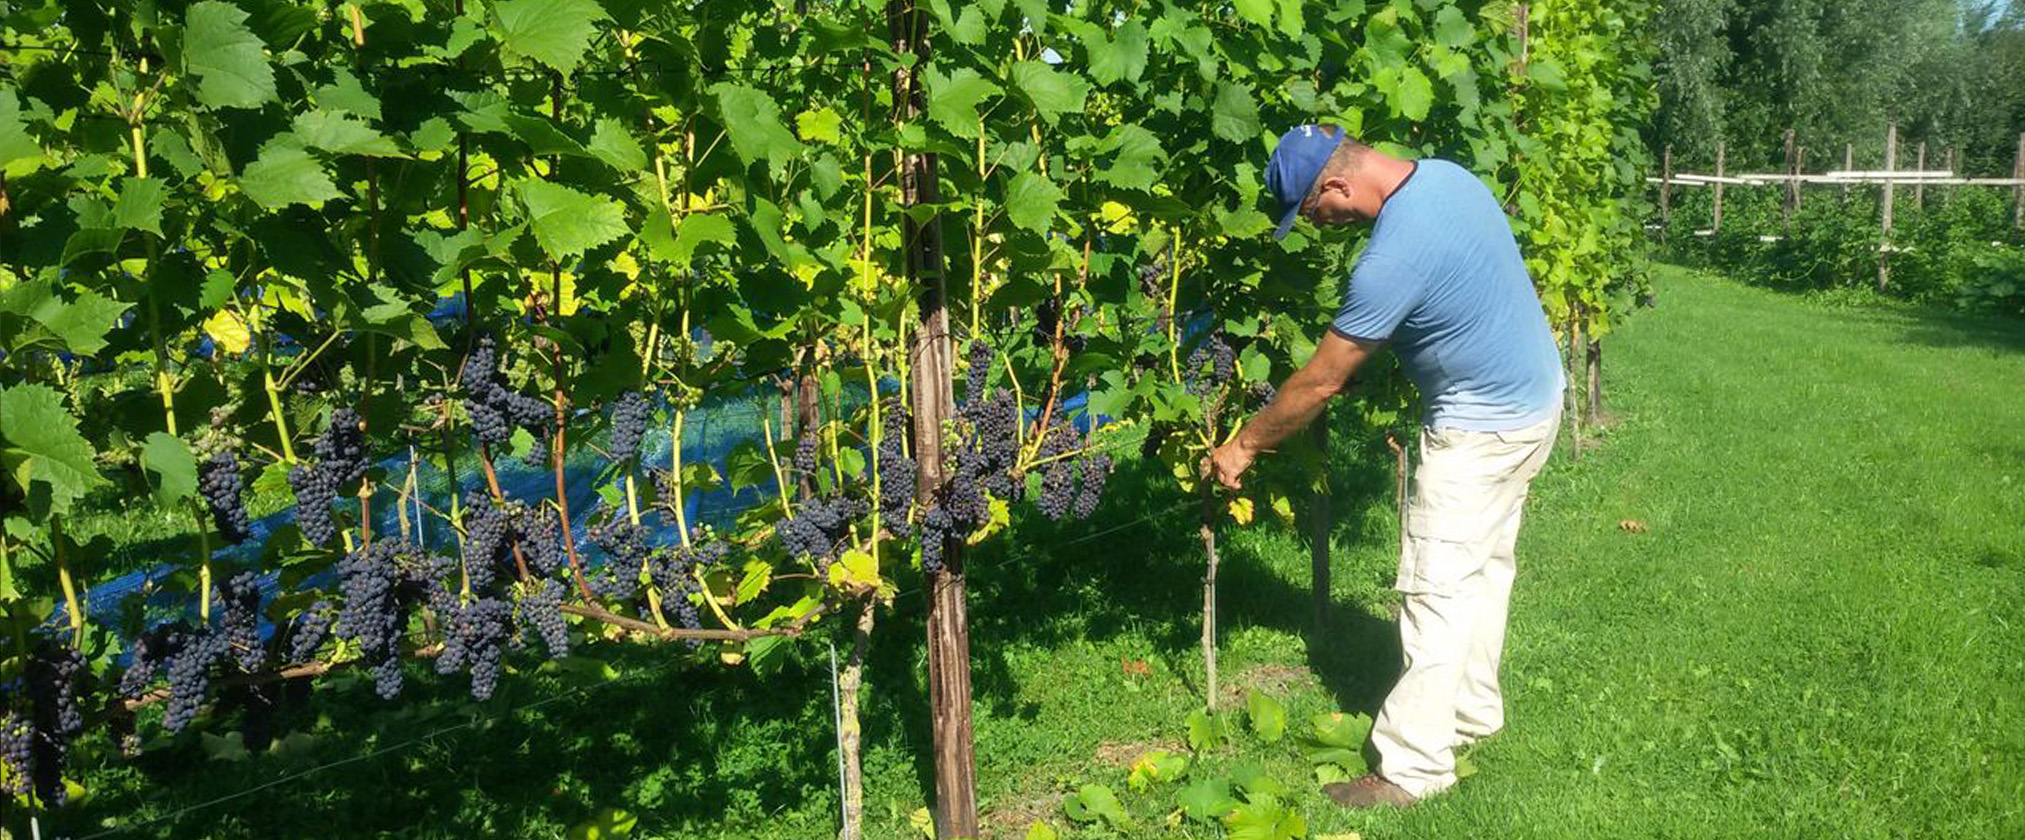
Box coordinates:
[1265,124,1346,239]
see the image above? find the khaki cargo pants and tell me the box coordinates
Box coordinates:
[1371,410,1560,797]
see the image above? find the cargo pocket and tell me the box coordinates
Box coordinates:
[1395,532,1488,596]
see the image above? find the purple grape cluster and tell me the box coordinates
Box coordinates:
[462,336,550,447]
[965,339,994,407]
[227,682,278,753]
[121,626,168,700]
[1032,413,1113,522]
[917,342,1026,574]
[0,711,30,798]
[163,625,228,732]
[335,539,421,700]
[516,504,567,578]
[654,531,729,644]
[219,570,266,673]
[436,597,513,700]
[1032,299,1087,353]
[522,578,569,658]
[26,641,84,797]
[287,408,368,547]
[608,390,652,466]
[199,450,251,544]
[290,602,333,663]
[1185,334,1237,398]
[461,492,516,591]
[877,404,916,536]
[793,432,820,480]
[777,494,866,565]
[1251,381,1278,405]
[588,518,651,602]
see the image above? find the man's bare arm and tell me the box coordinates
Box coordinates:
[1236,331,1376,454]
[1209,332,1376,489]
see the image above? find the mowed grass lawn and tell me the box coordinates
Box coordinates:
[70,266,2025,840]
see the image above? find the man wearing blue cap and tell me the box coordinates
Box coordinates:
[1207,124,1564,808]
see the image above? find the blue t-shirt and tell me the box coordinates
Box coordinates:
[1331,158,1564,431]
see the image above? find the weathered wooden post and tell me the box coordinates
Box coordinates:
[1795,146,1806,213]
[1782,129,1798,226]
[2013,132,2024,230]
[1842,142,1854,197]
[888,2,977,837]
[1913,140,1927,210]
[1943,146,1956,206]
[1878,123,1896,293]
[1712,139,1726,233]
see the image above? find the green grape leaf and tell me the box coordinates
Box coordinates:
[1246,690,1288,743]
[1175,777,1239,823]
[1084,21,1150,87]
[518,180,629,260]
[1223,792,1306,840]
[710,83,801,168]
[1212,82,1261,144]
[670,212,736,264]
[291,110,403,157]
[1187,707,1226,752]
[313,69,381,119]
[1393,66,1434,122]
[0,383,107,516]
[1433,6,1475,48]
[183,1,277,110]
[112,177,165,235]
[1003,172,1064,233]
[29,288,128,356]
[794,107,844,145]
[1233,0,1274,27]
[1061,783,1129,827]
[239,145,340,210]
[492,0,609,74]
[588,117,647,170]
[141,431,197,506]
[1276,0,1306,37]
[925,67,1002,139]
[1306,711,1373,749]
[1097,123,1165,191]
[1009,61,1088,123]
[0,91,42,169]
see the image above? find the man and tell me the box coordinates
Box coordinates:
[1207,124,1564,808]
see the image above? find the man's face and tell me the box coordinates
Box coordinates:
[1303,177,1367,227]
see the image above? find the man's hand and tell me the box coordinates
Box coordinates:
[1206,440,1255,490]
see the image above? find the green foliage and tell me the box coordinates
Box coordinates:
[0,0,1656,828]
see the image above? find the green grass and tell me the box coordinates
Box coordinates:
[45,265,2025,839]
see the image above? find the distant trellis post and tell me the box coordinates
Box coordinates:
[1913,140,1927,210]
[1843,143,1854,197]
[1878,123,1897,293]
[2013,132,2024,229]
[1712,139,1726,232]
[1782,129,1798,226]
[1943,146,1956,206]
[1659,144,1673,231]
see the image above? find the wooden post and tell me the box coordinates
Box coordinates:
[2013,132,2024,230]
[1585,336,1602,421]
[1658,145,1672,233]
[1711,140,1725,233]
[1914,140,1927,210]
[1842,143,1854,197]
[1878,123,1896,293]
[1309,422,1330,634]
[889,2,976,837]
[1781,129,1798,226]
[1795,146,1805,213]
[1943,146,1956,206]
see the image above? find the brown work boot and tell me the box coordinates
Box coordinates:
[1322,774,1417,809]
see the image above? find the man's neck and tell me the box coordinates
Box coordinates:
[1363,155,1417,219]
